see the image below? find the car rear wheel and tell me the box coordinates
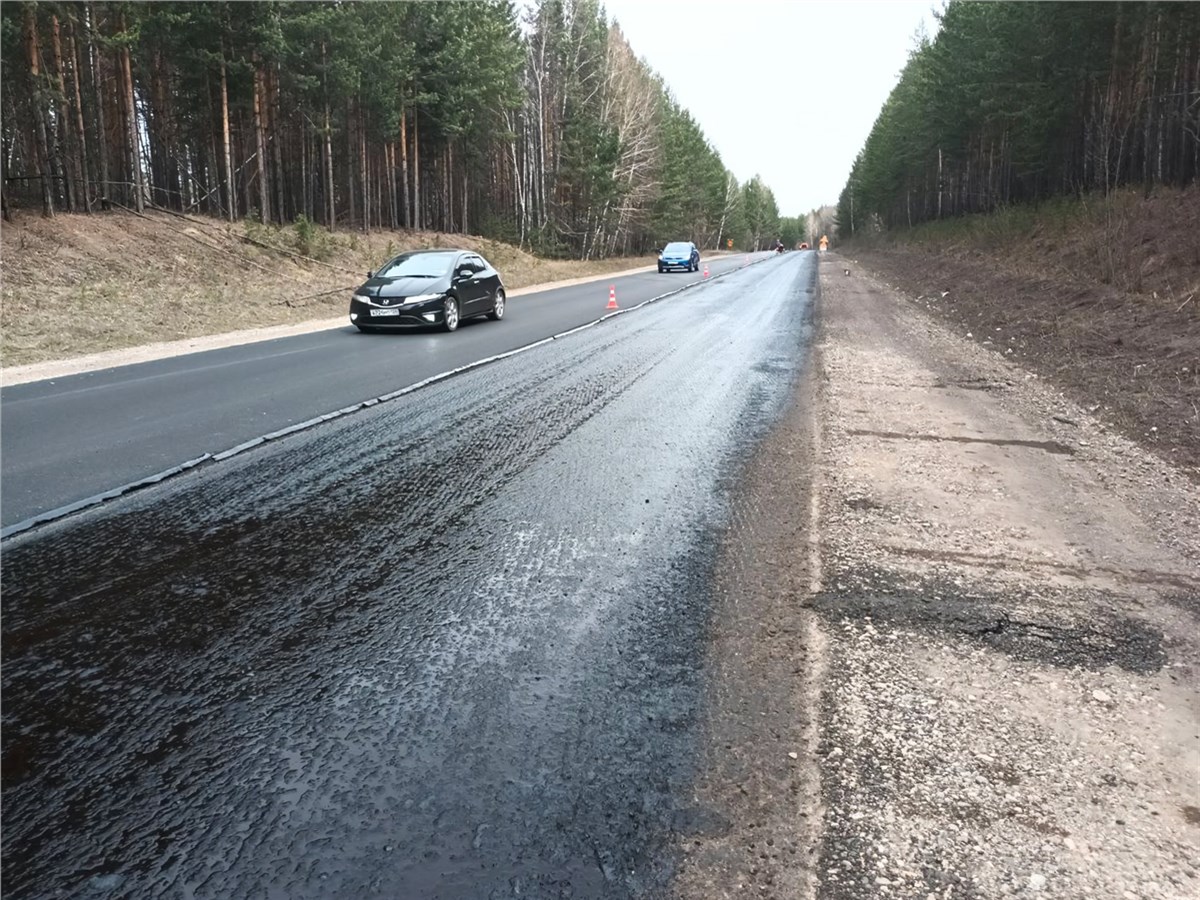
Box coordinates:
[443,297,460,332]
[488,288,506,321]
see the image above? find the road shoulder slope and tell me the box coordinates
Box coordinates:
[812,253,1199,898]
[675,251,1200,898]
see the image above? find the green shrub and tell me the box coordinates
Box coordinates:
[291,214,333,260]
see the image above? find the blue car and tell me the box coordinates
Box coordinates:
[658,241,700,273]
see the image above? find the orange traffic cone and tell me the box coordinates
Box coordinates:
[606,285,618,309]
[703,263,709,279]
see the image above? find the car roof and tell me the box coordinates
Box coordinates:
[386,248,482,265]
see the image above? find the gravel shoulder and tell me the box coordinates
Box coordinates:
[677,251,1199,898]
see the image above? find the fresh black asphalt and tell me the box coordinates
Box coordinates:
[0,254,763,529]
[1,252,816,898]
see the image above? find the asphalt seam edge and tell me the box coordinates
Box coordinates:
[1,255,771,541]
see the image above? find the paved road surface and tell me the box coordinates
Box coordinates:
[0,253,767,529]
[1,252,815,898]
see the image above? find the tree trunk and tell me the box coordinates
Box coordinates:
[385,141,397,229]
[301,128,310,222]
[359,103,368,232]
[507,113,525,245]
[400,102,410,227]
[936,146,944,219]
[270,64,285,223]
[323,97,335,230]
[413,112,421,230]
[87,3,110,209]
[205,71,219,214]
[252,56,269,223]
[346,98,356,229]
[445,142,453,232]
[119,9,143,212]
[374,149,382,230]
[219,44,234,220]
[24,5,56,216]
[51,14,76,212]
[319,41,335,230]
[148,49,169,208]
[68,20,91,211]
[237,116,251,216]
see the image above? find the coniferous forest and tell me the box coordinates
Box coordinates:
[838,1,1200,234]
[1,0,785,257]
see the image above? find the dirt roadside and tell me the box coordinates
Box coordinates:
[676,252,1199,898]
[843,188,1200,479]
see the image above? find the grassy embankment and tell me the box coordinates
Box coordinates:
[842,187,1200,475]
[0,209,659,368]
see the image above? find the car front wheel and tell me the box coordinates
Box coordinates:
[488,288,506,321]
[443,297,460,332]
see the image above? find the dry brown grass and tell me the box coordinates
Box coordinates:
[0,209,658,367]
[846,186,1200,477]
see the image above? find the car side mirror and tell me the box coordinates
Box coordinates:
[456,267,472,281]
[366,270,374,279]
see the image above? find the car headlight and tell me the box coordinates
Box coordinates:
[402,292,444,305]
[353,293,371,303]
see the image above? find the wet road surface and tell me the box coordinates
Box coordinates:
[2,252,816,898]
[0,253,765,530]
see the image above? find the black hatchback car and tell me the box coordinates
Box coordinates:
[349,249,506,333]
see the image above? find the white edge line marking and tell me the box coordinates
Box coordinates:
[1,255,771,541]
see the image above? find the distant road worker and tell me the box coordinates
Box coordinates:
[819,235,829,252]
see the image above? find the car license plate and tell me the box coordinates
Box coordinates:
[370,308,400,317]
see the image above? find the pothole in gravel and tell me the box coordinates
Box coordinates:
[844,496,885,511]
[932,378,1012,392]
[816,570,1167,674]
[844,429,1075,455]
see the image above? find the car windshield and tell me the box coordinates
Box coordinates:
[663,242,691,254]
[375,251,458,279]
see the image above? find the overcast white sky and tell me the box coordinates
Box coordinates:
[602,0,943,215]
